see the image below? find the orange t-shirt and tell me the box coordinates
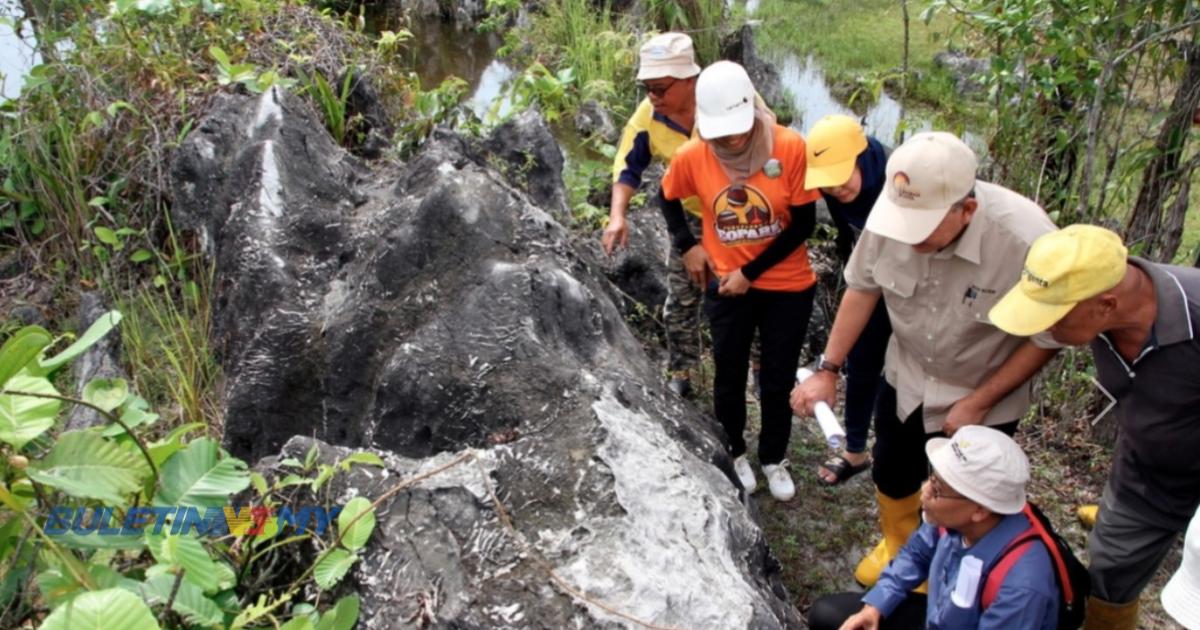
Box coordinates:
[661,125,820,291]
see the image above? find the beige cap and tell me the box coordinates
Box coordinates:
[637,32,702,81]
[695,61,756,139]
[865,131,978,244]
[1162,507,1200,629]
[925,425,1029,515]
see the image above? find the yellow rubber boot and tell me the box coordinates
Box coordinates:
[855,489,923,589]
[1077,504,1099,530]
[1083,596,1138,630]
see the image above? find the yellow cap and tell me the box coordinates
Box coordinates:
[988,224,1129,336]
[804,114,868,189]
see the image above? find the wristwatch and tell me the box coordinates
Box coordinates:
[816,354,843,375]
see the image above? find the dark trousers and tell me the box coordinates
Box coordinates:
[843,298,891,454]
[872,382,1019,500]
[808,591,927,630]
[704,285,814,465]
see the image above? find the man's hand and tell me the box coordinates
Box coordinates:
[790,369,837,417]
[838,605,882,630]
[943,395,989,436]
[601,216,629,255]
[718,268,751,296]
[682,245,715,287]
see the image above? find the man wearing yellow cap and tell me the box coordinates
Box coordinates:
[989,224,1200,630]
[802,114,891,487]
[791,131,1060,589]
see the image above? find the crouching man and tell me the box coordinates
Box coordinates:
[808,425,1058,629]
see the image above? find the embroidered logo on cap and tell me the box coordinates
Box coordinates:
[893,171,920,201]
[1023,268,1050,288]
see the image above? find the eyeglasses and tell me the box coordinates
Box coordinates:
[927,470,972,502]
[638,78,677,97]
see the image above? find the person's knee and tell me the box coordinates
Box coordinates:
[807,592,863,630]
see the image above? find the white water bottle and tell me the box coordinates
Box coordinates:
[796,367,847,450]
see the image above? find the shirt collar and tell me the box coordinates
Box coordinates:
[958,512,1032,561]
[1129,257,1196,346]
[651,109,693,138]
[931,196,985,264]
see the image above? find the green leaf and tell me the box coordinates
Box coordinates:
[94,226,119,246]
[147,422,205,467]
[140,574,223,628]
[38,587,160,630]
[281,618,316,630]
[101,396,159,437]
[27,432,149,504]
[147,534,222,593]
[314,595,360,630]
[37,564,136,608]
[0,325,52,389]
[208,45,230,68]
[250,472,268,497]
[38,311,123,372]
[82,378,129,413]
[130,249,153,263]
[338,452,384,471]
[154,437,250,509]
[0,373,59,449]
[337,497,375,551]
[313,549,357,590]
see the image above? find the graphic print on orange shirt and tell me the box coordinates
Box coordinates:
[712,183,783,245]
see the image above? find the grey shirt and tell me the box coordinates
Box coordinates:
[845,181,1058,432]
[1092,257,1200,529]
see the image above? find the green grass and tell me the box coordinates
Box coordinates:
[752,0,962,81]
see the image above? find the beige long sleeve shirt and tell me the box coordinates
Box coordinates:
[845,181,1058,432]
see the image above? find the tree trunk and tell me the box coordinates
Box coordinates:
[1125,36,1200,262]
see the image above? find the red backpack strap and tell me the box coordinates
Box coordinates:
[1021,503,1076,604]
[981,534,1037,609]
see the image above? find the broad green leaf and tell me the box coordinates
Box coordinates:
[38,311,123,372]
[154,437,250,509]
[313,549,356,590]
[282,618,316,630]
[0,373,59,449]
[148,534,222,593]
[27,432,149,504]
[55,532,146,550]
[101,396,159,437]
[130,249,154,263]
[338,452,384,471]
[37,564,135,608]
[38,587,160,630]
[315,595,360,630]
[337,497,375,551]
[0,325,52,389]
[147,422,206,467]
[82,378,129,413]
[140,574,223,628]
[250,472,268,497]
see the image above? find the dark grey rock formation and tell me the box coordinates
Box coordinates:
[574,99,618,144]
[66,292,126,430]
[173,87,803,628]
[724,23,791,126]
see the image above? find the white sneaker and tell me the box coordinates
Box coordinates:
[733,455,757,492]
[763,460,795,501]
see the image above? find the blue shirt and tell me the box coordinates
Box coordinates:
[822,136,889,237]
[863,513,1059,629]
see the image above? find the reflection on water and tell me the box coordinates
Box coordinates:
[375,16,516,121]
[776,53,919,145]
[1,0,39,100]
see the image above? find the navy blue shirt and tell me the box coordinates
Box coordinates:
[822,136,889,247]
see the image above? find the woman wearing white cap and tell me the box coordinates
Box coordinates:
[659,60,821,501]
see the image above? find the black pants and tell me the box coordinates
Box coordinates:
[808,591,927,630]
[843,298,891,454]
[704,285,814,465]
[872,382,1019,500]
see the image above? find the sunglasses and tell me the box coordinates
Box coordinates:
[638,77,677,97]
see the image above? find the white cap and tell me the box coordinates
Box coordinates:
[865,131,978,244]
[695,61,755,140]
[1162,507,1200,629]
[925,425,1029,515]
[636,32,702,81]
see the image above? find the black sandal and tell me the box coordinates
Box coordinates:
[817,454,871,486]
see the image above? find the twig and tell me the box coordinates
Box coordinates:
[162,568,185,626]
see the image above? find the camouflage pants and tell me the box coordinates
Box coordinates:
[664,215,704,374]
[663,214,761,374]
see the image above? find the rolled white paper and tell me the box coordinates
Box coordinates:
[952,555,984,608]
[796,368,847,450]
